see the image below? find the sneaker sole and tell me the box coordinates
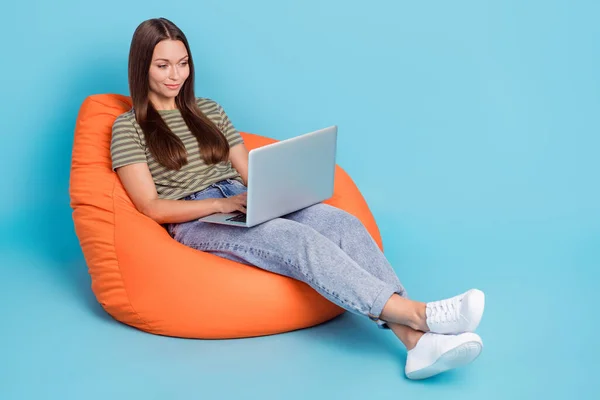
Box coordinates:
[405,339,483,380]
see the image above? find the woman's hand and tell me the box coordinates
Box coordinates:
[214,193,247,214]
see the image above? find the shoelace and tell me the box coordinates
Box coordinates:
[428,296,462,324]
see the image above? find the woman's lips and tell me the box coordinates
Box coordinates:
[165,84,180,90]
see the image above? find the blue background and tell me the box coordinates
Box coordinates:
[2,0,598,398]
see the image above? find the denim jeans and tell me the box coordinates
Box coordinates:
[167,179,408,328]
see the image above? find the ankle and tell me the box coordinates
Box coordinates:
[410,302,428,332]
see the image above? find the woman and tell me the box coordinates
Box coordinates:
[111,17,485,380]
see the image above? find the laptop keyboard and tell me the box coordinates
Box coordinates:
[226,213,247,223]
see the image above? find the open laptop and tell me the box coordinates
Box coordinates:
[198,125,338,228]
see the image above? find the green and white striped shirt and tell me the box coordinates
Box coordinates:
[110,97,244,200]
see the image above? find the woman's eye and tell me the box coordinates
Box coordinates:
[157,62,187,68]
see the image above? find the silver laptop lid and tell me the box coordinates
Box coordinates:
[246,125,338,227]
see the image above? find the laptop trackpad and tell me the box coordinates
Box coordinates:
[198,212,247,225]
[226,213,247,223]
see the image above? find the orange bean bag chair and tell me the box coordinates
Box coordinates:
[69,94,384,339]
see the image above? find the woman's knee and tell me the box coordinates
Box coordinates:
[320,204,364,230]
[305,203,360,223]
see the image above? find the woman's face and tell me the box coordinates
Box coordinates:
[148,39,190,105]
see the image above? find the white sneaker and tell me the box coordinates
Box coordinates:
[405,332,483,380]
[426,289,485,334]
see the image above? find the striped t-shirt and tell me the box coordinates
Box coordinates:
[110,97,244,200]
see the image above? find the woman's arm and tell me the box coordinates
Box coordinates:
[229,143,249,185]
[116,162,246,224]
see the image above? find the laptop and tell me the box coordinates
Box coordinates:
[198,125,338,228]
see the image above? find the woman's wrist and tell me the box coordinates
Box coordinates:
[208,198,221,214]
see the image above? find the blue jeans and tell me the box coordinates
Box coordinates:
[167,179,408,328]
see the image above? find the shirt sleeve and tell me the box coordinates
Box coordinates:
[217,103,244,148]
[110,115,147,170]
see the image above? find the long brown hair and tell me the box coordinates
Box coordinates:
[128,18,229,170]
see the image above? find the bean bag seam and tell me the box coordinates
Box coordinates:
[88,95,131,113]
[111,175,154,332]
